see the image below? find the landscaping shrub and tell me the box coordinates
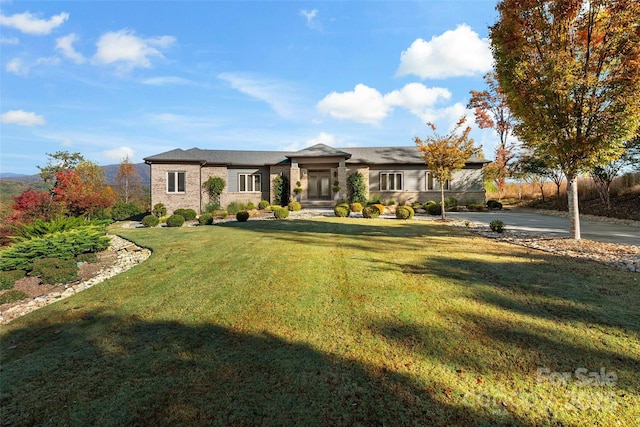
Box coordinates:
[272,175,289,207]
[467,203,486,212]
[0,228,110,271]
[369,195,382,204]
[273,207,289,219]
[347,172,367,204]
[490,220,506,233]
[152,203,167,218]
[202,176,225,207]
[444,197,458,208]
[350,202,363,213]
[174,209,197,221]
[362,206,380,219]
[412,201,422,209]
[111,202,142,221]
[373,204,386,215]
[226,202,247,215]
[395,205,415,220]
[258,200,270,210]
[31,257,78,284]
[388,199,396,206]
[204,202,221,213]
[0,270,26,290]
[142,215,159,227]
[14,217,105,241]
[247,202,256,210]
[236,211,250,222]
[166,214,185,227]
[198,213,214,225]
[76,253,98,263]
[334,206,349,217]
[288,201,302,211]
[0,290,28,305]
[487,200,503,210]
[427,203,442,216]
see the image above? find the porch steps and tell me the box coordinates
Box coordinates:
[300,200,335,209]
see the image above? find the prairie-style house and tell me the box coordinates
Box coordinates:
[143,143,489,214]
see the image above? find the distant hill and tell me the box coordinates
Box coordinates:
[0,163,150,185]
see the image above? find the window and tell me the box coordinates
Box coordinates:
[167,171,185,193]
[426,172,449,191]
[380,172,403,191]
[239,174,261,192]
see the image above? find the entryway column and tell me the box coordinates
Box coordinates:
[290,161,301,203]
[338,159,347,201]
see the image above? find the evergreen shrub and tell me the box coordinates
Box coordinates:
[142,215,160,227]
[236,211,250,222]
[166,215,185,227]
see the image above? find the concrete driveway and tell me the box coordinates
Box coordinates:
[446,210,639,246]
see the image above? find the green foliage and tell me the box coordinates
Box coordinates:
[412,201,422,209]
[373,204,385,215]
[202,177,226,206]
[204,202,221,213]
[166,214,185,227]
[226,202,247,215]
[334,206,350,218]
[444,197,458,208]
[288,201,302,211]
[347,172,367,204]
[362,206,380,219]
[490,220,506,233]
[0,270,26,290]
[426,203,442,216]
[198,213,213,225]
[395,205,415,220]
[173,208,197,221]
[467,203,486,212]
[487,200,503,210]
[142,215,160,228]
[0,227,110,271]
[258,200,270,210]
[111,202,142,221]
[0,290,28,304]
[236,211,250,222]
[31,257,78,285]
[273,207,289,219]
[246,202,256,210]
[368,195,382,204]
[272,174,289,207]
[14,216,106,241]
[388,199,396,205]
[37,150,85,183]
[76,253,98,263]
[152,203,167,218]
[350,202,363,213]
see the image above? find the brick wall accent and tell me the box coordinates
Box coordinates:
[150,163,202,215]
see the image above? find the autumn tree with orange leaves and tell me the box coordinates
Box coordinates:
[490,0,640,239]
[468,72,518,201]
[415,117,479,220]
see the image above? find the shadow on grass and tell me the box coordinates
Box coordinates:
[1,313,530,426]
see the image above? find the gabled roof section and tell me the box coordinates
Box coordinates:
[143,148,205,163]
[186,148,290,166]
[342,146,489,165]
[288,143,352,159]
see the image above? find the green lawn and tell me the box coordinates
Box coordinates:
[1,218,638,426]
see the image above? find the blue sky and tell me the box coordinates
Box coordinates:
[1,1,500,175]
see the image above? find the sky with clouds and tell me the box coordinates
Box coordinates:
[1,1,500,175]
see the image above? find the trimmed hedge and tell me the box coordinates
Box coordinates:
[198,213,214,225]
[350,202,363,213]
[487,200,503,210]
[174,209,197,221]
[142,215,160,227]
[426,203,442,216]
[395,205,415,220]
[288,201,302,211]
[166,214,185,227]
[258,200,270,210]
[236,211,250,222]
[362,206,380,219]
[334,202,350,217]
[373,204,385,215]
[274,208,289,219]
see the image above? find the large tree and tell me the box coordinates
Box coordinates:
[115,156,141,203]
[490,0,640,239]
[468,72,518,200]
[415,116,479,220]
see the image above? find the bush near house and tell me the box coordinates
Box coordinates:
[395,205,415,220]
[288,201,302,211]
[258,200,270,210]
[273,207,289,219]
[198,214,214,225]
[350,203,363,213]
[173,209,197,221]
[487,200,503,210]
[236,211,250,222]
[166,215,185,227]
[31,257,78,285]
[467,203,486,212]
[373,204,385,215]
[490,220,506,233]
[362,206,380,219]
[334,202,350,218]
[142,215,160,228]
[426,203,442,216]
[152,203,167,218]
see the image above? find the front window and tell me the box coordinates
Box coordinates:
[167,171,186,193]
[426,171,449,191]
[380,172,402,191]
[239,174,261,192]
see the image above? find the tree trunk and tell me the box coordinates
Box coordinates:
[566,176,581,240]
[440,186,446,220]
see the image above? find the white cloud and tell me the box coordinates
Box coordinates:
[56,33,85,64]
[141,76,194,86]
[397,24,493,79]
[93,29,175,71]
[300,9,321,30]
[281,132,337,152]
[384,83,451,117]
[218,72,301,119]
[103,146,135,162]
[1,109,46,126]
[0,36,19,44]
[6,57,28,76]
[317,84,390,124]
[0,11,69,35]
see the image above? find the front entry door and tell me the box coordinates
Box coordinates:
[308,172,331,200]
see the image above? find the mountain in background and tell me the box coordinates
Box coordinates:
[0,163,150,185]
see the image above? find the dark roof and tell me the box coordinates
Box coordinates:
[144,144,489,166]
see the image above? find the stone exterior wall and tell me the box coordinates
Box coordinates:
[201,165,228,210]
[269,165,290,205]
[150,163,202,215]
[346,166,370,201]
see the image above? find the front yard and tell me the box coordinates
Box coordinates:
[1,218,638,426]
